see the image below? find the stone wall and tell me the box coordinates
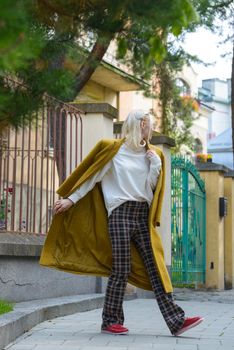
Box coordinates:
[0,232,98,302]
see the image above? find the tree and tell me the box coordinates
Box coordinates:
[192,0,234,166]
[155,59,200,154]
[0,0,199,131]
[153,0,233,154]
[0,0,47,131]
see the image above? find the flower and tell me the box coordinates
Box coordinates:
[181,95,200,112]
[196,153,212,163]
[196,153,206,162]
[3,187,13,194]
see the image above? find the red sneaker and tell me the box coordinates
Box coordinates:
[101,324,129,335]
[174,316,204,336]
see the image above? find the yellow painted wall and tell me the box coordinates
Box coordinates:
[224,177,234,288]
[199,171,225,290]
[74,80,118,108]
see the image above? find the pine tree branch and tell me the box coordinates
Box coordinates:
[73,32,114,95]
[37,0,75,18]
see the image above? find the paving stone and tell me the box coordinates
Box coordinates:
[5,298,234,349]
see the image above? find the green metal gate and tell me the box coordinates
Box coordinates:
[171,156,206,287]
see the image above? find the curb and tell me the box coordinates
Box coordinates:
[173,288,234,304]
[0,294,105,350]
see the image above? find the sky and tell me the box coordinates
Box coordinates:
[182,26,232,87]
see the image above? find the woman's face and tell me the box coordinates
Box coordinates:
[140,117,152,140]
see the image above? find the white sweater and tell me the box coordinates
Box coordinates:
[68,142,162,217]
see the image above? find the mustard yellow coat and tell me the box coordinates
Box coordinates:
[39,137,173,293]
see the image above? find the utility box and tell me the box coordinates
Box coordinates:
[219,197,228,217]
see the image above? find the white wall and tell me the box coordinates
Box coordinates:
[212,152,233,170]
[202,79,231,139]
[210,101,231,137]
[119,90,154,121]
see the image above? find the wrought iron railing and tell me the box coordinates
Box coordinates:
[171,156,206,287]
[113,121,124,139]
[0,80,84,235]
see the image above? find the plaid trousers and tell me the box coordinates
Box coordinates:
[102,200,185,335]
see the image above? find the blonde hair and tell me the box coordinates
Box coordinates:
[122,109,154,148]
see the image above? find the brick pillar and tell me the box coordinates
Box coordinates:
[74,103,117,157]
[224,172,234,289]
[197,162,229,290]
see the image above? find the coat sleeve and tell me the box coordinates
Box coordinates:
[67,160,111,203]
[147,154,162,191]
[154,149,165,227]
[56,140,103,198]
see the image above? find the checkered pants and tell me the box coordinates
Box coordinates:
[102,201,185,335]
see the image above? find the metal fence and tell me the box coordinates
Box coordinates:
[171,156,206,287]
[113,121,123,139]
[0,91,83,235]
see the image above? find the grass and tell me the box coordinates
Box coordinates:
[0,299,14,315]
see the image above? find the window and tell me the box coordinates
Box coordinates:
[176,79,191,96]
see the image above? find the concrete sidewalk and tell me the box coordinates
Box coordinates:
[4,298,234,350]
[0,294,105,350]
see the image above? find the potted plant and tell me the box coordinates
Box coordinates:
[207,154,213,162]
[196,153,207,163]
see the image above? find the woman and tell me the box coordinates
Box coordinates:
[50,109,204,336]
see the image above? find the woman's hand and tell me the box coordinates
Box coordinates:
[53,198,74,215]
[146,150,161,165]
